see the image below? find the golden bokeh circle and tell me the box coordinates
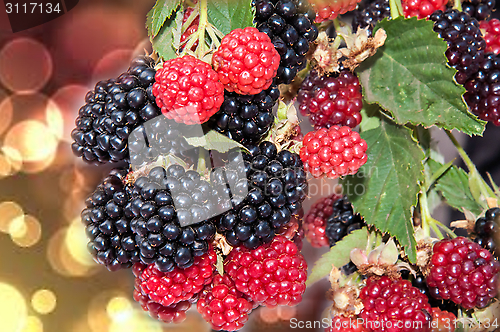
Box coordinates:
[0,282,28,332]
[0,38,53,93]
[65,220,95,267]
[4,120,59,164]
[0,96,14,136]
[9,215,42,248]
[21,316,43,332]
[0,201,24,233]
[31,289,57,315]
[106,296,133,322]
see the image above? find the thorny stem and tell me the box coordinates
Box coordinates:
[196,0,208,59]
[445,130,496,200]
[420,181,457,239]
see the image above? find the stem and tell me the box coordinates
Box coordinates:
[426,159,454,193]
[453,0,463,11]
[445,130,496,199]
[419,190,431,238]
[389,0,403,19]
[435,220,457,238]
[430,222,444,240]
[196,0,208,59]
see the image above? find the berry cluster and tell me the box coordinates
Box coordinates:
[401,0,446,19]
[480,19,500,55]
[212,27,280,95]
[304,193,341,248]
[82,169,138,271]
[463,0,495,21]
[153,55,225,125]
[298,70,363,130]
[216,141,308,249]
[325,196,364,247]
[208,83,279,145]
[300,126,368,179]
[411,274,458,315]
[430,9,486,85]
[308,0,363,22]
[352,0,390,35]
[225,235,308,307]
[464,53,500,125]
[474,207,498,254]
[429,308,456,332]
[426,237,499,309]
[253,0,319,84]
[359,276,432,332]
[71,56,164,164]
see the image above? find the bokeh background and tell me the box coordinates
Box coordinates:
[0,1,499,332]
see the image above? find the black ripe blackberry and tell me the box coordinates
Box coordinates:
[254,0,319,84]
[129,164,217,272]
[430,9,486,85]
[464,53,500,125]
[82,169,140,271]
[352,0,390,35]
[208,84,279,146]
[474,207,498,254]
[325,196,365,247]
[412,274,459,316]
[463,0,495,21]
[216,141,308,249]
[71,56,170,165]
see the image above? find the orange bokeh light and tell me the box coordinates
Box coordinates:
[49,85,89,142]
[0,38,53,93]
[92,49,134,83]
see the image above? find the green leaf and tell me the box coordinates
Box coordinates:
[359,103,382,132]
[357,17,485,136]
[152,7,184,61]
[146,0,182,38]
[185,130,249,153]
[306,228,368,287]
[340,120,424,263]
[207,0,255,36]
[427,159,484,215]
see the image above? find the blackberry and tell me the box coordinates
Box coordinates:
[71,56,164,164]
[352,0,390,36]
[463,0,495,21]
[128,164,217,272]
[82,168,140,271]
[430,9,486,85]
[412,274,459,316]
[254,0,319,84]
[325,196,365,247]
[464,53,500,125]
[216,141,308,250]
[208,84,279,146]
[474,207,498,254]
[297,70,363,130]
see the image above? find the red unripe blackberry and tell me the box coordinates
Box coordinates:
[430,9,486,85]
[133,263,193,324]
[152,55,224,124]
[304,193,342,248]
[71,56,167,165]
[180,7,199,52]
[300,126,368,179]
[429,308,456,332]
[298,70,363,130]
[463,0,495,21]
[82,169,139,271]
[253,0,318,84]
[212,27,280,95]
[474,207,498,254]
[326,315,368,332]
[197,274,255,331]
[426,237,500,310]
[308,0,363,22]
[359,276,432,332]
[224,235,308,307]
[402,0,446,19]
[480,19,500,54]
[352,0,390,36]
[135,247,216,307]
